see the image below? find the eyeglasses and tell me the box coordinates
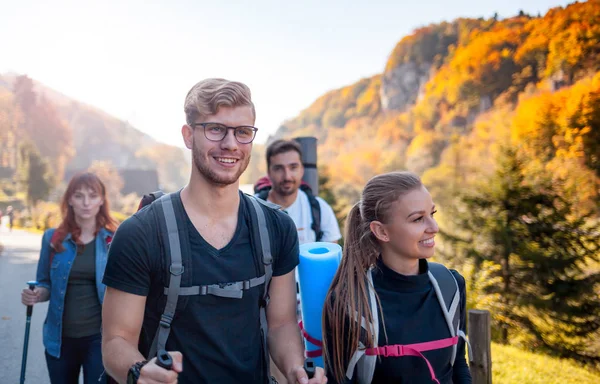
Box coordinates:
[191,122,258,144]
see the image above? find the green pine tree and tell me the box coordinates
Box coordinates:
[445,147,600,364]
[16,141,55,209]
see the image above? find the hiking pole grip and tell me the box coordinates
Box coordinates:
[26,281,36,317]
[303,358,315,379]
[156,349,173,370]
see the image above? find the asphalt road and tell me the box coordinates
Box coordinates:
[0,223,50,384]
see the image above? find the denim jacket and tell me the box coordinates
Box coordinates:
[36,227,113,358]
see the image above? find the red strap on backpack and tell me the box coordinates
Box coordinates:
[299,321,323,358]
[365,336,459,384]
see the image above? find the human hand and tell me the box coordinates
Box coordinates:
[21,287,42,306]
[287,364,327,384]
[138,351,183,384]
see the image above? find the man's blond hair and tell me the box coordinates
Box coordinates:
[184,78,255,125]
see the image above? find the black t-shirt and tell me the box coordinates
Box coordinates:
[103,192,299,384]
[324,259,472,384]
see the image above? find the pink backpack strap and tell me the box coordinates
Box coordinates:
[365,336,459,384]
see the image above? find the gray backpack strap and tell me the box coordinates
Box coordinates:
[428,262,460,364]
[247,196,274,379]
[348,268,378,384]
[162,275,266,298]
[148,194,183,359]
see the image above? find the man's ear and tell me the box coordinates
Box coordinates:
[370,221,390,243]
[182,124,193,149]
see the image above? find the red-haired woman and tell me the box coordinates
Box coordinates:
[21,172,118,384]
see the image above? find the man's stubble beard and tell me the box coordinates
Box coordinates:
[192,139,251,186]
[273,181,298,197]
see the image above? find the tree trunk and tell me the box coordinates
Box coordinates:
[501,327,508,345]
[501,246,511,344]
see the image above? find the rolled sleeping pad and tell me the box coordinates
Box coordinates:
[297,242,342,368]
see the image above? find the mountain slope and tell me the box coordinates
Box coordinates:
[0,73,189,192]
[262,1,600,215]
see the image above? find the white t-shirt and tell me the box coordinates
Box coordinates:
[272,190,342,244]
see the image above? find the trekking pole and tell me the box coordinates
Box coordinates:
[20,281,38,384]
[303,358,315,379]
[156,349,173,370]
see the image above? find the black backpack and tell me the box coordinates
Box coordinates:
[135,190,280,379]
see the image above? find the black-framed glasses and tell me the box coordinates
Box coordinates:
[191,122,258,144]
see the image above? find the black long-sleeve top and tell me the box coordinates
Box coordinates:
[324,258,472,384]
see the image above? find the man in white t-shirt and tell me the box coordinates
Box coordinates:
[254,139,341,383]
[255,139,341,244]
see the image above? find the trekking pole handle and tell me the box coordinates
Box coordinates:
[26,281,38,317]
[156,349,173,370]
[303,358,315,379]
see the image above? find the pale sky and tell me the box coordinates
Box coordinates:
[1,0,573,147]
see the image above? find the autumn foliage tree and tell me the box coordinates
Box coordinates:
[511,72,600,213]
[0,89,23,169]
[12,75,74,180]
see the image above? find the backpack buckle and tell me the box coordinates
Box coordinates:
[159,314,173,329]
[380,346,389,357]
[397,345,404,356]
[382,345,402,357]
[169,263,184,276]
[243,280,251,290]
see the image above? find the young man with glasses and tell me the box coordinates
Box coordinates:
[100,78,326,384]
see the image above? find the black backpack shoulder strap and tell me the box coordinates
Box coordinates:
[149,190,165,200]
[303,188,323,242]
[138,190,165,211]
[255,189,270,201]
